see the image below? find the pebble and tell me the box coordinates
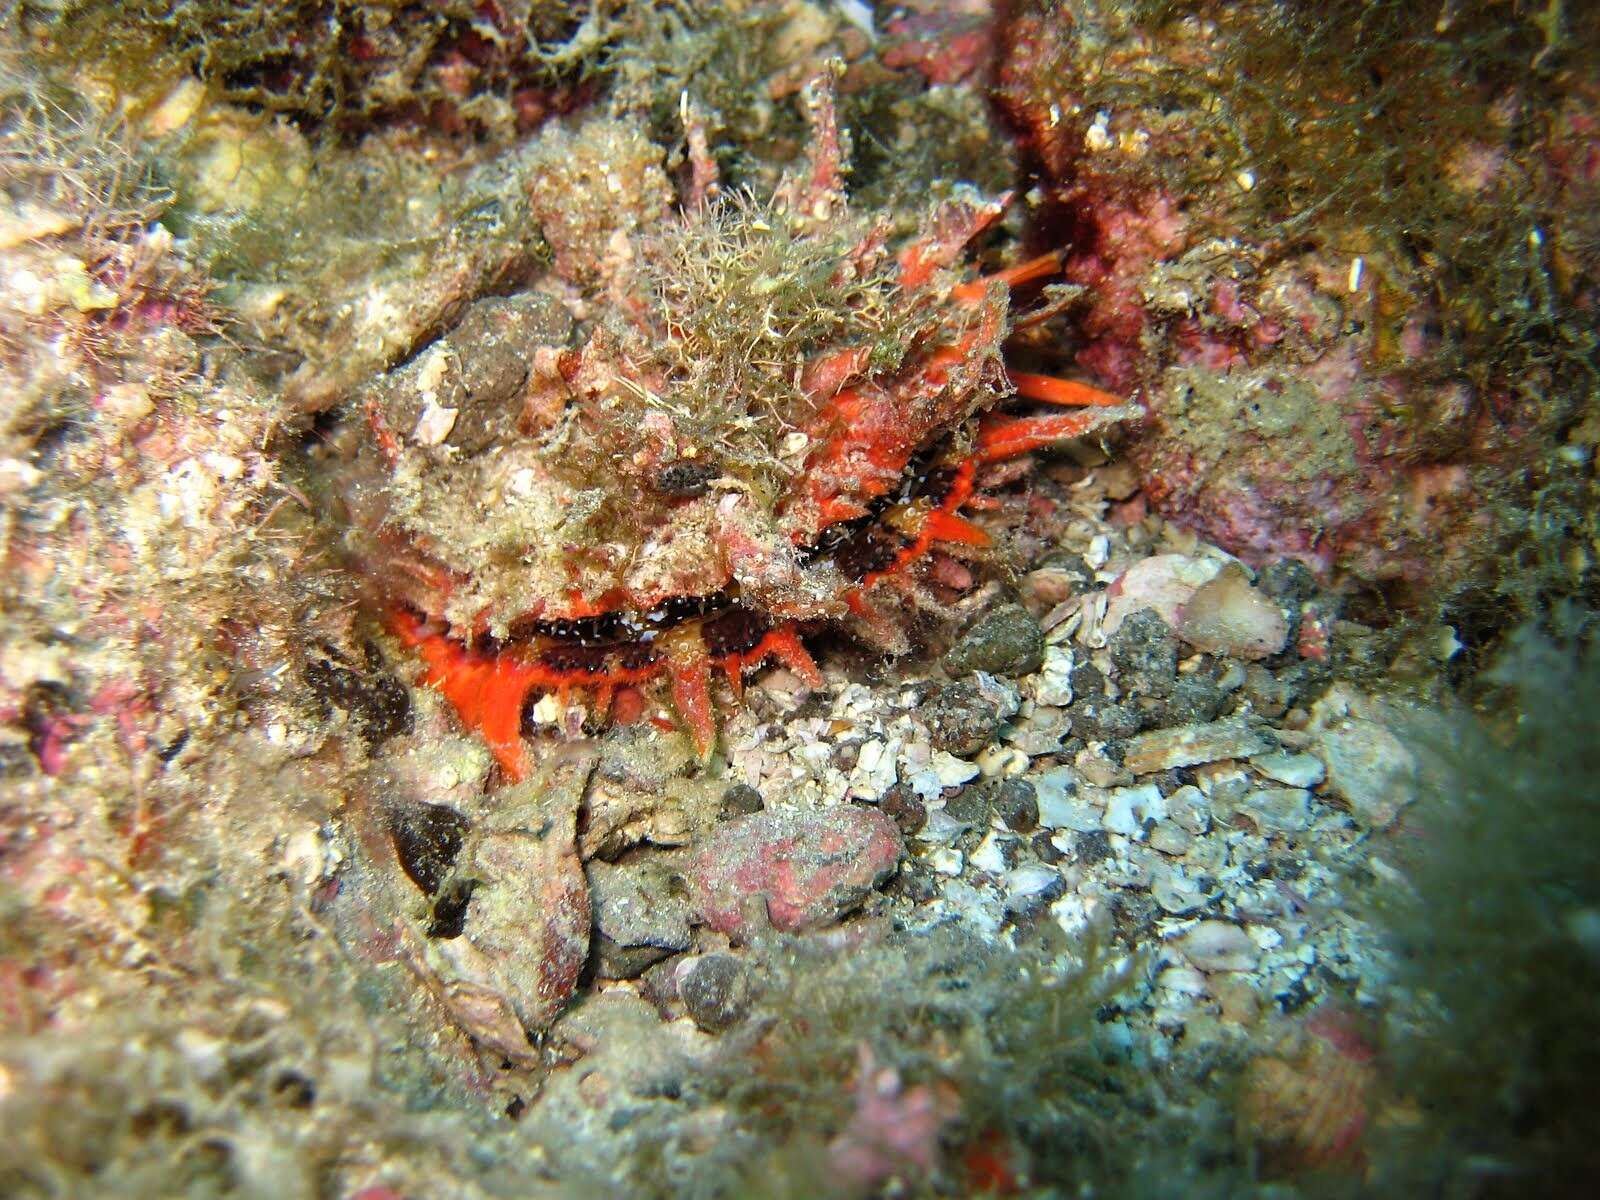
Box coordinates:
[1070,662,1106,698]
[1312,705,1417,827]
[878,784,927,835]
[1166,785,1210,835]
[930,750,981,788]
[1250,751,1326,789]
[1193,760,1252,801]
[1212,975,1261,1025]
[1103,783,1166,837]
[917,807,968,843]
[588,859,693,979]
[1049,893,1113,944]
[1239,787,1313,833]
[1033,767,1090,828]
[1174,565,1289,660]
[1003,864,1067,915]
[971,831,1021,874]
[992,778,1040,832]
[1179,920,1261,972]
[677,954,753,1033]
[1157,964,1211,997]
[1259,557,1319,605]
[921,680,1002,756]
[1123,718,1275,775]
[1030,644,1076,707]
[944,782,992,825]
[719,783,765,818]
[976,743,1030,777]
[1076,745,1132,787]
[1148,821,1192,855]
[943,603,1046,677]
[1031,830,1066,863]
[1242,663,1294,717]
[1071,698,1143,742]
[1152,866,1215,914]
[1109,608,1179,698]
[1075,829,1112,865]
[1162,673,1226,724]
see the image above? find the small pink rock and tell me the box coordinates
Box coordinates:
[1103,553,1218,635]
[687,807,904,939]
[1176,564,1289,660]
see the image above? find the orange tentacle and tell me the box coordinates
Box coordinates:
[664,628,717,757]
[1007,370,1124,408]
[757,627,823,688]
[975,411,1122,463]
[855,458,983,594]
[951,250,1064,305]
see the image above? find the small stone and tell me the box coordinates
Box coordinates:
[1175,565,1289,660]
[588,859,694,979]
[1075,744,1133,788]
[678,954,753,1033]
[1071,698,1142,742]
[879,783,927,835]
[1157,964,1211,997]
[889,857,940,903]
[1312,698,1417,827]
[1030,830,1066,863]
[1075,829,1112,865]
[992,778,1040,832]
[1240,787,1313,833]
[1148,821,1192,855]
[1193,760,1253,800]
[917,807,967,844]
[943,603,1046,678]
[1250,752,1326,789]
[930,749,981,788]
[1241,663,1294,717]
[976,743,1030,777]
[1033,767,1090,828]
[1163,673,1226,724]
[1070,662,1106,698]
[413,398,459,445]
[1123,718,1275,775]
[1212,975,1261,1025]
[1167,785,1210,835]
[1109,608,1179,697]
[971,831,1021,874]
[1103,783,1166,837]
[1179,920,1261,972]
[1258,557,1319,605]
[1152,866,1213,914]
[686,808,903,939]
[1031,549,1097,591]
[720,782,765,818]
[921,680,1002,755]
[1003,864,1067,915]
[944,782,992,825]
[926,846,964,876]
[1030,644,1076,707]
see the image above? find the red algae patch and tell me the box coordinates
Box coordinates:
[686,807,903,939]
